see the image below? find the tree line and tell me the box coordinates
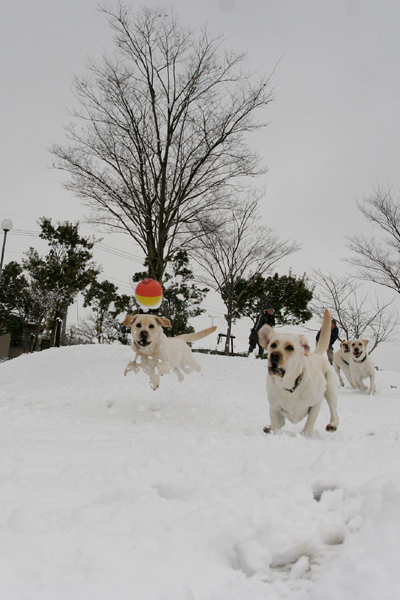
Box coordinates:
[1,211,396,355]
[0,217,314,351]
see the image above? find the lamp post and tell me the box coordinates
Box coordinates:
[0,219,13,278]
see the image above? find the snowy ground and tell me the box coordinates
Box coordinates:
[1,341,400,600]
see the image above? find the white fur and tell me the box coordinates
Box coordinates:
[123,314,216,390]
[258,310,339,435]
[347,338,376,395]
[333,341,356,388]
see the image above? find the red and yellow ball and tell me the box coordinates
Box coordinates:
[135,278,163,310]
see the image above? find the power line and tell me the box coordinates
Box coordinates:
[0,212,39,221]
[99,275,135,294]
[8,228,144,263]
[10,229,40,238]
[95,242,144,264]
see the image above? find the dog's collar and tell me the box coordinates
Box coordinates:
[341,357,350,366]
[353,355,367,363]
[284,372,303,393]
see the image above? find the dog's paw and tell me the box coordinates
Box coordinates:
[263,426,272,434]
[325,424,337,432]
[150,378,160,391]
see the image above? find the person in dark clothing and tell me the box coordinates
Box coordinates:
[316,318,339,364]
[248,305,276,358]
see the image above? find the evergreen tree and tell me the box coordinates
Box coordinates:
[83,280,119,343]
[0,261,39,344]
[228,272,314,326]
[83,280,135,344]
[23,218,100,346]
[0,218,100,349]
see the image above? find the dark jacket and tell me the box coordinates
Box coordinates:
[253,310,276,332]
[249,306,276,345]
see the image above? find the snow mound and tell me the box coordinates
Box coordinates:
[1,345,400,599]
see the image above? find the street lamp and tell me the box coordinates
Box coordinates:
[0,218,13,278]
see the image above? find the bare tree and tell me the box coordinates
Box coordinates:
[191,193,300,353]
[51,4,274,282]
[311,270,397,352]
[29,286,66,350]
[347,186,400,293]
[66,311,118,345]
[65,316,97,345]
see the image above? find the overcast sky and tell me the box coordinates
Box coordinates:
[1,0,400,366]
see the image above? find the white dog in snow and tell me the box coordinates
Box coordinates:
[123,313,216,390]
[257,310,339,435]
[347,338,376,395]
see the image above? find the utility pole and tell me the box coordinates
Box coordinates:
[0,219,13,279]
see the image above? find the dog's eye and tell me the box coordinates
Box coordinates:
[136,323,142,328]
[286,345,294,352]
[149,324,155,329]
[270,342,277,349]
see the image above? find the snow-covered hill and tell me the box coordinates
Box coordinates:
[1,344,400,599]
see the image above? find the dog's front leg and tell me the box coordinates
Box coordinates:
[333,363,344,387]
[324,372,339,431]
[353,376,368,393]
[139,356,160,390]
[124,360,139,376]
[368,373,376,395]
[302,403,322,435]
[269,407,285,432]
[346,374,357,389]
[148,363,160,390]
[147,360,160,390]
[149,374,160,390]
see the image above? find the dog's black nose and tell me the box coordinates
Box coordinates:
[140,330,148,339]
[270,351,280,366]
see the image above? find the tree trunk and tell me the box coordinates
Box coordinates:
[55,318,63,347]
[224,317,233,355]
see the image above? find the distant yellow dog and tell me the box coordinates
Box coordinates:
[123,313,216,390]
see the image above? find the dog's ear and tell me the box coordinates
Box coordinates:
[257,324,274,349]
[155,316,172,329]
[299,335,310,356]
[122,314,138,327]
[363,339,369,347]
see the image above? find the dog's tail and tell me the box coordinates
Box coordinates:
[315,309,332,355]
[177,326,217,343]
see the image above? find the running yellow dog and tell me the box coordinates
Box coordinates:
[258,310,339,435]
[123,313,216,390]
